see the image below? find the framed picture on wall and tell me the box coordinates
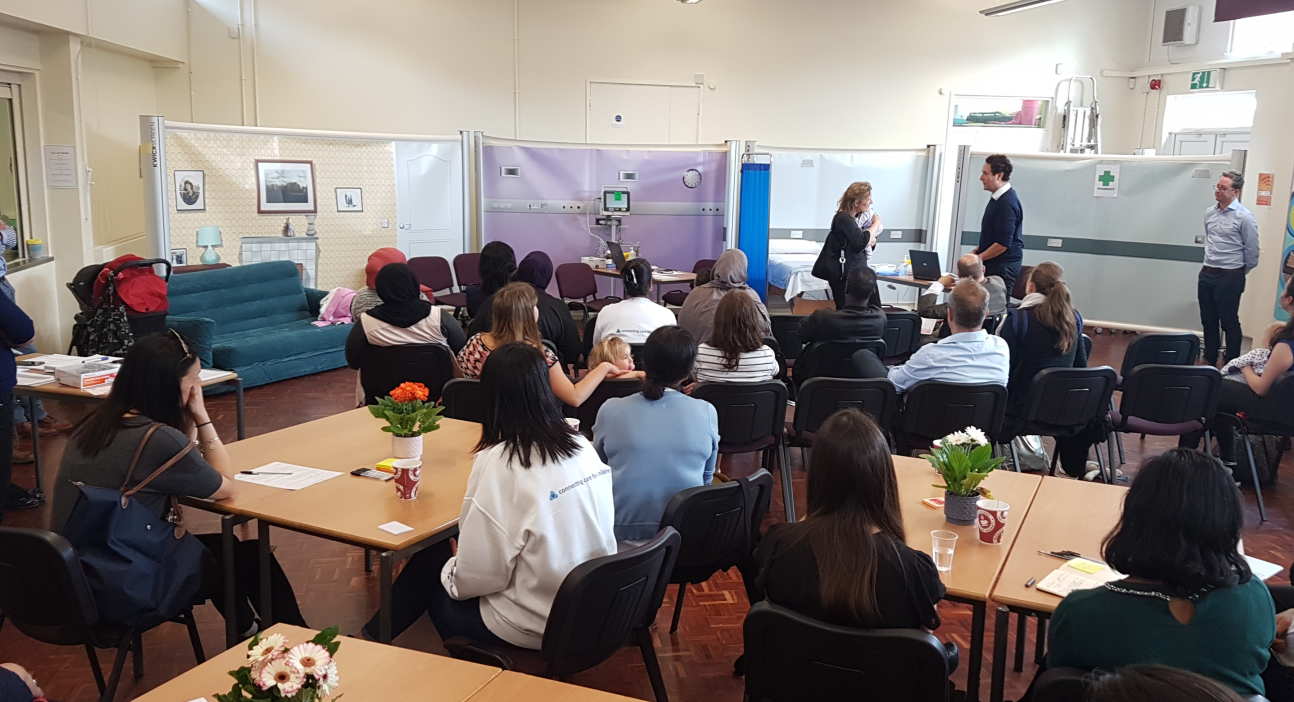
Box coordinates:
[255,159,316,214]
[174,170,205,211]
[169,247,188,266]
[335,187,363,212]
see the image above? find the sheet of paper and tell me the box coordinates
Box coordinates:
[1036,559,1123,598]
[234,462,342,491]
[85,384,113,396]
[199,368,233,382]
[920,317,938,336]
[1246,555,1284,582]
[15,370,57,386]
[34,354,121,369]
[378,521,414,535]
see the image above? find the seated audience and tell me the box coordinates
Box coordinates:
[458,282,623,406]
[351,248,464,353]
[1086,665,1247,702]
[694,292,779,383]
[1047,449,1275,698]
[888,280,1009,392]
[591,258,677,344]
[594,326,718,542]
[756,409,945,628]
[998,262,1096,478]
[346,263,464,373]
[464,241,516,319]
[678,249,771,344]
[51,332,306,634]
[469,251,580,364]
[918,252,1008,320]
[797,266,887,347]
[588,335,635,372]
[361,342,617,646]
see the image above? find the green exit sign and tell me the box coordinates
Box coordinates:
[1189,69,1223,91]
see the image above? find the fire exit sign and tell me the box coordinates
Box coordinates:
[1189,69,1223,91]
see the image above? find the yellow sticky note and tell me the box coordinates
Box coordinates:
[1066,558,1105,574]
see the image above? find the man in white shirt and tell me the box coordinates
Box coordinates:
[918,253,1008,320]
[889,279,1010,392]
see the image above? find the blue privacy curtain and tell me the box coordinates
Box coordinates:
[737,161,771,302]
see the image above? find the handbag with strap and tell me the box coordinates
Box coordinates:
[62,423,208,629]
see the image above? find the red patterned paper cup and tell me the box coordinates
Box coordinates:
[976,499,1009,545]
[393,458,422,501]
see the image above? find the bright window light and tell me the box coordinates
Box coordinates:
[1161,90,1256,143]
[1229,11,1294,58]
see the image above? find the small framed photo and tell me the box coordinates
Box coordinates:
[169,247,188,266]
[335,187,364,212]
[255,159,316,214]
[174,170,205,211]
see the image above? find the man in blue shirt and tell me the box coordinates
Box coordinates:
[888,279,1009,392]
[972,154,1025,294]
[1199,170,1260,365]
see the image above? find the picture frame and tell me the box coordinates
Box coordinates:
[169,247,188,266]
[255,159,316,214]
[335,187,364,212]
[173,170,205,211]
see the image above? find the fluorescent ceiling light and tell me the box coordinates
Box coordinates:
[678,0,702,4]
[980,0,1066,16]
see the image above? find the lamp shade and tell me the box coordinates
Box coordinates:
[196,226,222,247]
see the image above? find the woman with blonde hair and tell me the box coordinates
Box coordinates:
[813,181,883,309]
[457,282,624,406]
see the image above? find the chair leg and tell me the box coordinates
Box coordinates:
[85,644,107,694]
[132,632,144,681]
[1241,430,1268,524]
[777,442,796,523]
[101,639,132,702]
[669,583,687,634]
[1202,429,1213,458]
[1048,446,1060,477]
[1093,441,1110,484]
[637,629,669,702]
[183,611,206,663]
[364,548,372,574]
[1034,616,1047,664]
[1013,612,1027,673]
[1009,441,1021,473]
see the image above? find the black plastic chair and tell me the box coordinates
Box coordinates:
[787,378,897,457]
[1120,332,1201,379]
[735,469,774,603]
[896,381,1008,456]
[571,378,643,438]
[1008,367,1118,482]
[356,343,456,406]
[691,381,795,520]
[1224,372,1293,524]
[768,315,804,361]
[743,601,954,702]
[658,481,752,633]
[794,338,887,390]
[882,310,921,361]
[441,378,487,423]
[662,258,716,307]
[0,527,205,702]
[444,527,682,702]
[1027,667,1090,702]
[556,262,620,321]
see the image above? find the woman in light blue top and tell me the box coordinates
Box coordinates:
[594,325,719,542]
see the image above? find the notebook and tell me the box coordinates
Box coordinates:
[1035,558,1124,598]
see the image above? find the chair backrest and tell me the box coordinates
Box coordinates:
[573,378,643,438]
[1120,333,1201,378]
[768,315,803,361]
[542,527,681,676]
[743,601,951,702]
[882,311,921,359]
[899,381,1007,442]
[1118,364,1220,425]
[359,343,456,406]
[629,343,646,369]
[794,377,898,436]
[555,262,598,300]
[738,469,774,549]
[1028,667,1090,702]
[693,258,717,277]
[453,252,481,288]
[1081,333,1093,361]
[0,527,100,646]
[692,381,788,451]
[795,339,887,388]
[762,336,789,382]
[1023,367,1118,428]
[441,378,487,423]
[983,313,1005,335]
[659,481,749,584]
[1012,265,1034,301]
[407,256,455,294]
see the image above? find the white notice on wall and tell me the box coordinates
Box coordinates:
[44,145,78,189]
[1093,165,1120,198]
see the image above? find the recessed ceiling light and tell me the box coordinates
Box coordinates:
[980,0,1065,17]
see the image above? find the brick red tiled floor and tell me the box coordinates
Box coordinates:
[2,330,1289,701]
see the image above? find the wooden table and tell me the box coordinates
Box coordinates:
[13,354,244,497]
[591,264,696,302]
[467,671,644,702]
[877,273,938,290]
[986,477,1127,702]
[132,623,502,702]
[183,409,482,645]
[894,456,1044,702]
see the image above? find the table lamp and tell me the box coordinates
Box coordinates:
[196,226,222,264]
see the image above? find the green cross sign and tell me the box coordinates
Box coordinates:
[1098,170,1116,187]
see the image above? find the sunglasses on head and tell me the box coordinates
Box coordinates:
[169,328,192,358]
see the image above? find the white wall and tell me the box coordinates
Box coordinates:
[0,0,186,61]
[1146,0,1234,65]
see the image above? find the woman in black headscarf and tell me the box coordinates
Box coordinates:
[469,251,581,364]
[346,262,466,370]
[465,241,517,319]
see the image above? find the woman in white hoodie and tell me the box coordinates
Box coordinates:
[361,341,617,647]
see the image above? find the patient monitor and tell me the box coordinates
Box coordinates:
[601,186,631,216]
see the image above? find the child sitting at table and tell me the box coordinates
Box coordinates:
[587,336,635,372]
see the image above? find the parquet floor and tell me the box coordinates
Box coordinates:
[2,331,1290,702]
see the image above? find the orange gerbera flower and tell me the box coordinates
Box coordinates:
[389,382,430,404]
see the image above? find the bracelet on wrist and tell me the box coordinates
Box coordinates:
[195,420,213,429]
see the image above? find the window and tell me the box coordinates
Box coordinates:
[1161,90,1256,135]
[951,97,1050,128]
[0,83,28,262]
[1229,10,1294,58]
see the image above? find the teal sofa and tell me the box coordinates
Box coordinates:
[167,260,351,388]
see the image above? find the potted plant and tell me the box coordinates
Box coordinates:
[215,627,342,701]
[369,381,443,459]
[922,426,1004,525]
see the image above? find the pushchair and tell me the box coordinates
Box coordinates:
[67,256,172,356]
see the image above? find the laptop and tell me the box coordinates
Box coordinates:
[909,250,941,281]
[607,241,629,271]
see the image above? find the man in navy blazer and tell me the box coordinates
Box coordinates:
[972,154,1025,294]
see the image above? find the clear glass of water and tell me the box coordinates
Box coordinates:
[931,530,959,573]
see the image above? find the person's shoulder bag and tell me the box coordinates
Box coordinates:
[62,423,208,629]
[811,230,845,283]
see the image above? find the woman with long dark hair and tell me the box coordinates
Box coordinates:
[593,325,718,542]
[756,409,945,627]
[465,241,517,318]
[362,342,616,646]
[693,292,778,383]
[1048,448,1275,697]
[591,257,677,344]
[468,251,580,362]
[51,331,306,634]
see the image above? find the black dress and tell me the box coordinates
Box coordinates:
[813,212,873,310]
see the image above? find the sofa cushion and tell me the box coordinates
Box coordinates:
[168,261,311,335]
[212,319,351,369]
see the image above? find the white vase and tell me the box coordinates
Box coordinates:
[391,434,423,459]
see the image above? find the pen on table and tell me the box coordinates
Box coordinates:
[240,470,291,475]
[1024,577,1037,588]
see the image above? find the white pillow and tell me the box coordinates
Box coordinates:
[768,238,822,255]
